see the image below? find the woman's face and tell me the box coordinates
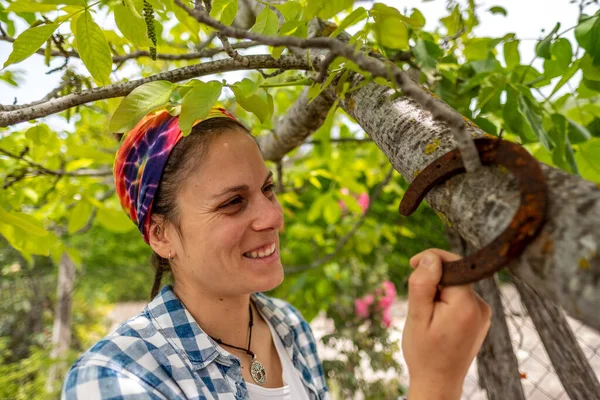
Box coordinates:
[167,128,284,298]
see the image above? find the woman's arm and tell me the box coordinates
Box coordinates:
[402,249,492,400]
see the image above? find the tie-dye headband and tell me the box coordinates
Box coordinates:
[113,107,238,243]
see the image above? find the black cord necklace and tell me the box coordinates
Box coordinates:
[209,304,267,386]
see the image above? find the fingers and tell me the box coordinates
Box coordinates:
[407,252,443,327]
[410,248,461,268]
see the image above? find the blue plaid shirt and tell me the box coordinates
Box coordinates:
[62,286,329,399]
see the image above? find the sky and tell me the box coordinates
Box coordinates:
[0,0,597,131]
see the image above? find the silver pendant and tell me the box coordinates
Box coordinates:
[250,356,267,385]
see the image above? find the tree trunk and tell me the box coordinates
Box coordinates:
[331,75,600,331]
[448,230,526,400]
[512,275,600,399]
[47,252,76,392]
[474,277,526,400]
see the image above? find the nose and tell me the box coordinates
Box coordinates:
[251,194,283,232]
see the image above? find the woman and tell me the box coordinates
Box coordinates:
[62,108,491,399]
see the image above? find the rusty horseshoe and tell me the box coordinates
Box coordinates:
[399,137,548,286]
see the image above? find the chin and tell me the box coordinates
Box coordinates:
[251,264,284,293]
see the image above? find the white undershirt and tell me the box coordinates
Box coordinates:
[245,316,311,400]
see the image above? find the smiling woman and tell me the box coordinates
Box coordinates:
[60,107,491,400]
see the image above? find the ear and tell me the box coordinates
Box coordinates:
[148,216,174,259]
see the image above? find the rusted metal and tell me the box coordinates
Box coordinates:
[399,138,548,286]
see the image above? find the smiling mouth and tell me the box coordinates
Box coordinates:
[243,243,276,259]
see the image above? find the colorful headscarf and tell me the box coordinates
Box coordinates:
[113,107,238,243]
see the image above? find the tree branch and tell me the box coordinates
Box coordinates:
[173,0,482,173]
[258,87,335,161]
[0,54,316,127]
[0,148,113,179]
[286,167,394,273]
[0,35,261,64]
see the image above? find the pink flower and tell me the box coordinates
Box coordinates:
[378,281,397,310]
[354,294,374,318]
[357,193,370,213]
[382,307,393,328]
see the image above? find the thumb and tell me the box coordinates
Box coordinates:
[407,253,442,327]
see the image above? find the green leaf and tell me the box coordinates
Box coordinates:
[543,38,572,79]
[114,4,153,47]
[463,37,492,61]
[504,40,520,70]
[75,11,112,85]
[233,86,271,123]
[575,12,600,65]
[549,58,580,98]
[488,6,507,16]
[109,80,175,132]
[323,197,342,225]
[0,208,48,237]
[519,94,552,151]
[413,38,442,71]
[329,7,368,38]
[370,4,409,50]
[3,23,58,68]
[407,8,426,28]
[273,1,302,22]
[312,0,353,20]
[209,0,238,26]
[179,80,222,135]
[68,200,93,234]
[250,7,279,36]
[567,119,592,143]
[96,208,136,233]
[574,138,600,183]
[535,22,560,60]
[6,0,58,12]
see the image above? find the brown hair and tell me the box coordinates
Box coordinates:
[149,117,250,299]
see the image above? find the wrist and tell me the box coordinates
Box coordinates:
[407,378,463,400]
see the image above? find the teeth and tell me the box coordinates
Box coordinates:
[245,244,276,259]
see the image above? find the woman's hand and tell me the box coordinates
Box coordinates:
[402,249,492,400]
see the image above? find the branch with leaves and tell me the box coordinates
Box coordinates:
[173,0,482,173]
[0,54,316,127]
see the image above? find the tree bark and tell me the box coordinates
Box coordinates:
[512,275,600,399]
[333,75,600,331]
[258,88,334,161]
[447,229,526,400]
[474,277,527,400]
[47,252,76,392]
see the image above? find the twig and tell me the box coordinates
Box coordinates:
[0,35,261,64]
[286,167,394,273]
[259,69,287,78]
[0,148,113,178]
[197,32,217,50]
[316,52,337,83]
[0,54,315,126]
[218,34,250,66]
[173,0,482,173]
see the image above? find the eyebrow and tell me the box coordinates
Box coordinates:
[211,171,274,200]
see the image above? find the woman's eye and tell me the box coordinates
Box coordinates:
[219,196,243,209]
[263,183,276,193]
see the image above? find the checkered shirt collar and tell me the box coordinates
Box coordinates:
[146,285,296,369]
